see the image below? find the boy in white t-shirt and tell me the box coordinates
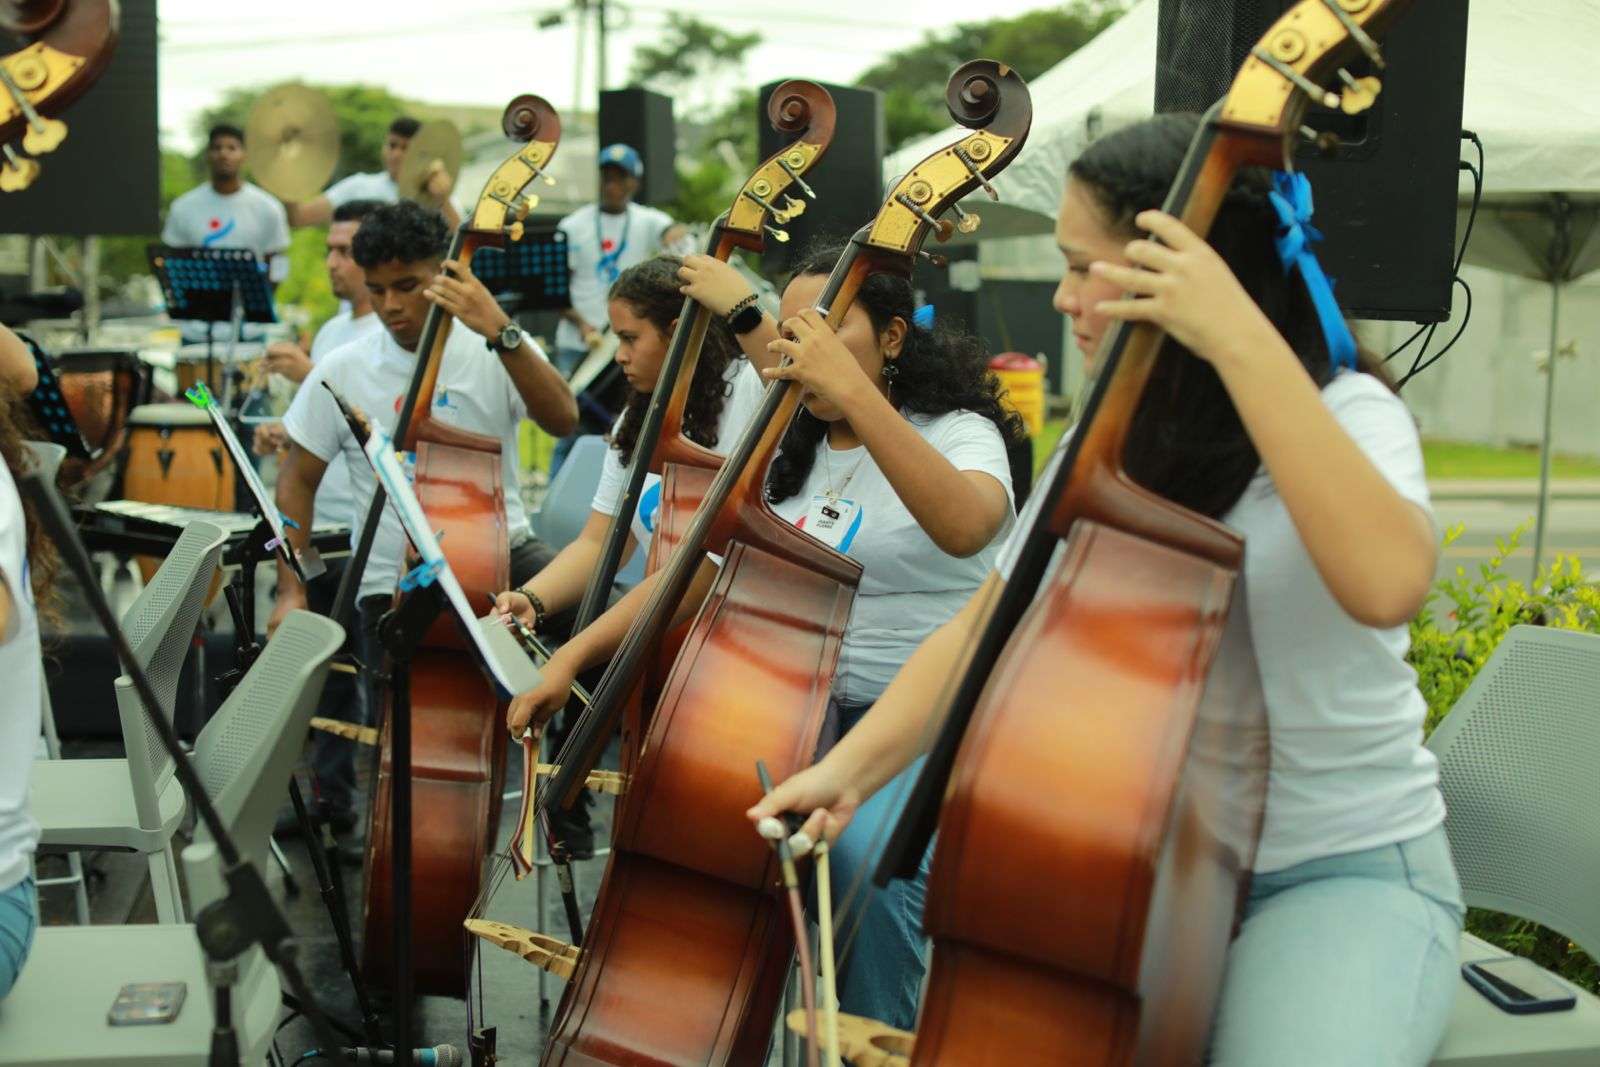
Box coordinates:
[162,123,291,283]
[270,203,577,800]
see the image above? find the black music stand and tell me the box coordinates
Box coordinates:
[148,245,277,410]
[470,222,571,311]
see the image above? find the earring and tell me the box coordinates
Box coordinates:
[880,360,900,381]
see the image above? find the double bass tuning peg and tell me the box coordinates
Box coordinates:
[1336,68,1381,115]
[0,60,68,157]
[777,156,816,200]
[0,144,40,193]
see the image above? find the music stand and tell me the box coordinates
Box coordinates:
[470,222,571,312]
[148,245,277,412]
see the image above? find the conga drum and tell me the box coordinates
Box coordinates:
[53,349,150,495]
[122,403,234,585]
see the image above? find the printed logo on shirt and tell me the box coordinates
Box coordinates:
[601,238,616,252]
[434,387,459,412]
[202,217,236,247]
[638,481,661,533]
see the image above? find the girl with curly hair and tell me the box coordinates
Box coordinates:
[508,244,1024,1026]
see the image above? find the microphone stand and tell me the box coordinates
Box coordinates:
[21,473,356,1067]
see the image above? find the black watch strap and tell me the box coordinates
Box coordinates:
[729,303,763,335]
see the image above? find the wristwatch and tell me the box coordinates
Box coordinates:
[728,302,763,336]
[488,320,524,355]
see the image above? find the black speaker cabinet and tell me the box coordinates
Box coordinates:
[758,81,884,275]
[1155,0,1469,322]
[0,0,160,235]
[599,87,676,207]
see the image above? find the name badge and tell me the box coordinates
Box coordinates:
[799,494,862,552]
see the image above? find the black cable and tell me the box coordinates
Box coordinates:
[1400,275,1473,389]
[1391,132,1484,385]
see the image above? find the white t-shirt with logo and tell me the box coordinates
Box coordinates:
[589,360,766,551]
[161,181,291,280]
[284,324,539,600]
[769,410,1015,707]
[555,202,675,352]
[996,371,1445,873]
[324,170,398,209]
[0,455,42,892]
[303,309,383,530]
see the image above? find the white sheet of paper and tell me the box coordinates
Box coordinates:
[197,398,319,582]
[363,432,540,698]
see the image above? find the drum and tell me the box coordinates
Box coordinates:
[52,349,150,493]
[173,342,266,399]
[122,403,234,584]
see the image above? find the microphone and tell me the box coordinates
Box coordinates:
[337,1045,463,1066]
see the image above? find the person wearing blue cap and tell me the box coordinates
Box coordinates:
[550,143,687,473]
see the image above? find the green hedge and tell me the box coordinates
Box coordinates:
[1411,523,1600,994]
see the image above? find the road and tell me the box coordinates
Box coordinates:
[1431,486,1600,585]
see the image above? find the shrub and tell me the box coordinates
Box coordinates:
[1410,522,1600,993]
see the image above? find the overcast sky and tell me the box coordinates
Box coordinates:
[158,0,1060,150]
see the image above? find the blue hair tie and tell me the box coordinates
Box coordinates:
[912,304,935,330]
[1268,171,1357,374]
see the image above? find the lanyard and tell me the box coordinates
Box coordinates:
[594,205,632,284]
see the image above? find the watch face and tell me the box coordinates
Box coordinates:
[499,323,522,349]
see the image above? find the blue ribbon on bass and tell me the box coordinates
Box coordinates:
[1268,171,1358,374]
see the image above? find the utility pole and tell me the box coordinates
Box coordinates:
[596,0,609,94]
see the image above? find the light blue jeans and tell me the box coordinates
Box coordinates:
[824,702,933,1032]
[1209,825,1464,1066]
[0,875,38,1000]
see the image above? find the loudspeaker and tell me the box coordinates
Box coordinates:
[0,0,160,235]
[1155,0,1469,322]
[599,87,676,206]
[758,81,884,274]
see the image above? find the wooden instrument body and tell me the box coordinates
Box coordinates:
[547,536,856,1064]
[122,404,233,589]
[360,367,513,997]
[54,351,148,489]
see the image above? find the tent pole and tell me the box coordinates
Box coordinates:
[1531,279,1562,583]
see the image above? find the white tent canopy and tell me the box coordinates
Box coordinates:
[887,0,1600,283]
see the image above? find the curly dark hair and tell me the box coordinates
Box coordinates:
[1069,112,1394,520]
[608,256,745,465]
[765,243,1025,503]
[351,200,449,269]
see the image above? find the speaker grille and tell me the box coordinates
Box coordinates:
[1155,0,1277,113]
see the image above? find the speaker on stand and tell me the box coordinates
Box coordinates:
[599,87,677,207]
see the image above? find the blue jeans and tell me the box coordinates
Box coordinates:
[0,875,38,1000]
[824,702,933,1032]
[1209,825,1464,1066]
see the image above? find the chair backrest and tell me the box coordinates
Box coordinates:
[189,609,343,890]
[532,434,607,551]
[21,441,67,487]
[1426,624,1600,959]
[112,520,227,829]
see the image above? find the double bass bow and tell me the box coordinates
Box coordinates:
[529,61,1029,1066]
[351,94,563,1003]
[0,0,118,192]
[844,3,1415,1062]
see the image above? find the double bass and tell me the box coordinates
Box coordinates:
[359,95,563,999]
[0,0,118,191]
[535,61,1030,1065]
[841,3,1415,1062]
[503,82,838,875]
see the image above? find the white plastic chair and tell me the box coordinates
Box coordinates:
[531,433,607,552]
[0,609,344,1066]
[1428,625,1600,1065]
[28,520,227,923]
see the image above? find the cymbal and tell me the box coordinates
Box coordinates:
[245,84,338,204]
[396,119,462,205]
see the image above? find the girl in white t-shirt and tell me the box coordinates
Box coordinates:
[752,113,1465,1065]
[0,328,48,1000]
[508,246,1023,1030]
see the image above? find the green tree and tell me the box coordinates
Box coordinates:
[857,1,1125,150]
[630,14,761,104]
